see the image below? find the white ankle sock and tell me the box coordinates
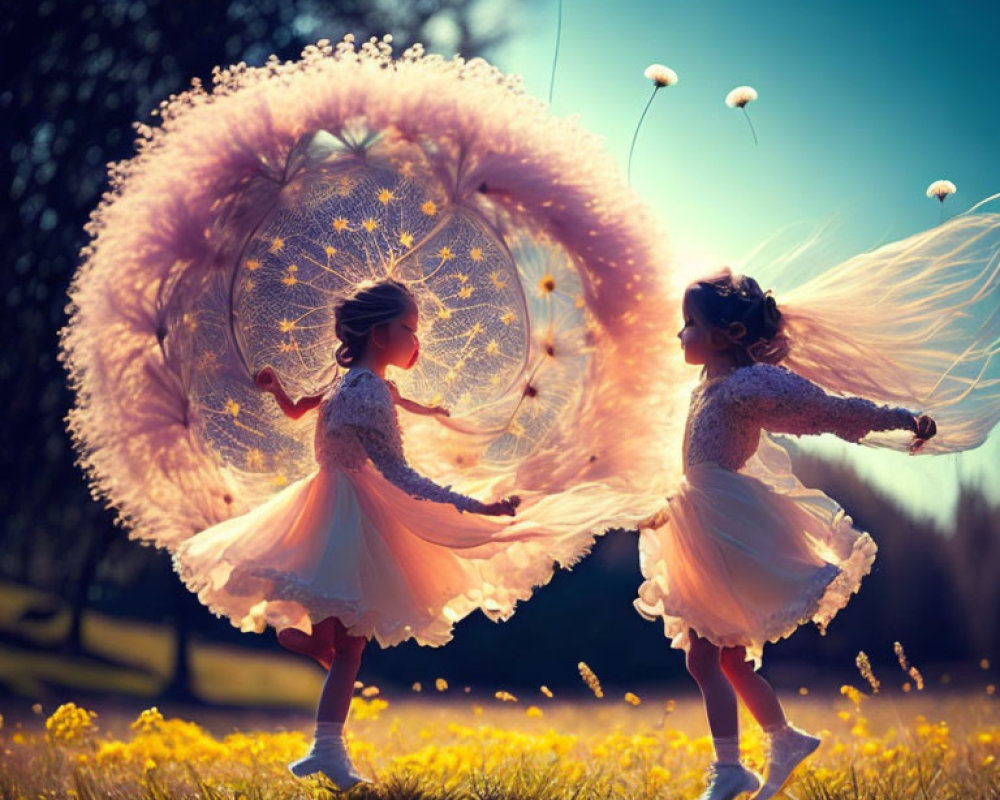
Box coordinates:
[713,735,740,764]
[313,720,345,745]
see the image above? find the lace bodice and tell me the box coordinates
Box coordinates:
[314,367,488,513]
[683,363,916,472]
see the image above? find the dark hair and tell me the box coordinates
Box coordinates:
[685,268,788,366]
[334,279,415,367]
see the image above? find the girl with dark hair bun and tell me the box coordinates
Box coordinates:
[633,268,941,800]
[630,199,1000,797]
[331,279,418,369]
[174,277,551,788]
[682,268,788,368]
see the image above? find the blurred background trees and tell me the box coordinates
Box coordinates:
[2,0,997,708]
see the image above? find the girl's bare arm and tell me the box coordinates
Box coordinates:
[385,379,450,417]
[254,367,325,420]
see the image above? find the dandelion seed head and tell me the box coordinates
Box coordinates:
[644,64,678,87]
[725,85,758,108]
[926,179,957,201]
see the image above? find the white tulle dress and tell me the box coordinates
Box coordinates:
[633,362,919,669]
[172,366,619,647]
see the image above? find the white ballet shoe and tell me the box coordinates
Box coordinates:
[697,761,762,800]
[753,725,821,799]
[288,736,371,789]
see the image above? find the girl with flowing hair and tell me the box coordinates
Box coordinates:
[632,205,1000,800]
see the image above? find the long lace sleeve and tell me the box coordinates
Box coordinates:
[725,364,917,443]
[334,371,489,514]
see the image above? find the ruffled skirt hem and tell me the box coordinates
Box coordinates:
[171,461,630,648]
[633,459,877,669]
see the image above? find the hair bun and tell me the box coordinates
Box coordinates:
[760,293,782,334]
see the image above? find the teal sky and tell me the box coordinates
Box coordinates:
[488,0,1000,528]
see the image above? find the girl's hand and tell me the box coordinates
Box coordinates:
[479,495,521,516]
[638,506,670,530]
[254,366,279,393]
[909,414,937,454]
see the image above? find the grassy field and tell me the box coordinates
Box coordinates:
[1,687,997,799]
[0,580,327,708]
[2,583,998,797]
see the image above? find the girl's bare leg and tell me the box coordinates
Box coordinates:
[289,618,369,786]
[276,616,338,671]
[685,629,739,751]
[684,630,762,798]
[316,619,366,723]
[719,645,786,729]
[719,645,819,800]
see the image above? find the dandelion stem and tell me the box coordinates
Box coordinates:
[628,86,658,186]
[742,107,758,146]
[548,0,563,104]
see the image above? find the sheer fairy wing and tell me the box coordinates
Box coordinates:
[59,38,681,551]
[741,201,1000,454]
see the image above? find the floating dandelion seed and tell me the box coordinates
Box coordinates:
[360,685,380,698]
[540,685,554,698]
[628,64,678,185]
[926,179,957,222]
[411,682,422,692]
[644,64,678,88]
[624,692,641,706]
[578,661,604,698]
[725,85,759,146]
[435,678,448,692]
[856,651,881,694]
[495,691,518,703]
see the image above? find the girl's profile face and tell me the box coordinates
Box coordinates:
[374,299,420,370]
[678,291,714,365]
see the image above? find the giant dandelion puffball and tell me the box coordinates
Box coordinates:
[59,36,687,552]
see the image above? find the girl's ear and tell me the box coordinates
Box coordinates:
[727,321,747,341]
[370,322,389,349]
